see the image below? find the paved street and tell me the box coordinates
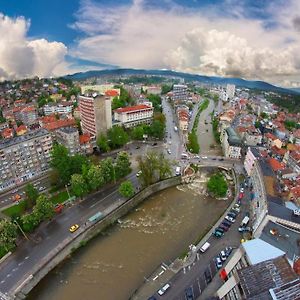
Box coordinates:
[0,173,139,296]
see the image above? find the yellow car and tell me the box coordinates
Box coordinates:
[69,224,79,233]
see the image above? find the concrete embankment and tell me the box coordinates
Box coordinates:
[13,176,181,300]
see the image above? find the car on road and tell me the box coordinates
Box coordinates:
[185,287,194,300]
[219,224,229,232]
[219,158,224,161]
[215,256,223,269]
[135,146,141,149]
[202,156,208,159]
[152,142,158,146]
[238,226,251,232]
[167,149,172,154]
[212,158,216,160]
[225,215,235,223]
[238,192,244,200]
[225,246,233,257]
[220,250,227,261]
[240,188,244,193]
[136,171,142,177]
[194,155,200,159]
[11,189,18,194]
[69,224,79,233]
[204,269,212,283]
[39,186,46,191]
[157,283,170,296]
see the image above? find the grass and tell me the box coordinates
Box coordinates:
[50,191,72,205]
[2,200,27,217]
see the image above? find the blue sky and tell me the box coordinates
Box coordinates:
[0,0,300,87]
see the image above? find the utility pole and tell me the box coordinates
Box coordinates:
[14,220,29,241]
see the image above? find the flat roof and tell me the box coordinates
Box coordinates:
[242,239,285,265]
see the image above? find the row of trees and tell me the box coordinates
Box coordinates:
[70,151,131,199]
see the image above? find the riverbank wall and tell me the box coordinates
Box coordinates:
[13,176,181,300]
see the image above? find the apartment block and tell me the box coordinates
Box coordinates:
[0,129,53,190]
[55,127,80,155]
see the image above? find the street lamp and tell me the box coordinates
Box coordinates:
[14,220,29,241]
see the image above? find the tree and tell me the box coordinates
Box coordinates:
[118,181,135,198]
[157,152,172,180]
[69,154,90,176]
[50,144,71,185]
[187,130,200,154]
[131,125,144,140]
[86,165,104,191]
[207,174,228,197]
[146,94,162,112]
[0,220,18,252]
[99,158,114,184]
[21,213,39,232]
[114,151,131,179]
[24,183,39,208]
[111,96,125,110]
[150,120,165,139]
[71,174,89,199]
[107,125,129,149]
[161,84,172,94]
[97,133,110,152]
[33,195,55,222]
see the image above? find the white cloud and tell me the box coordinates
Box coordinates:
[0,14,67,80]
[70,0,300,86]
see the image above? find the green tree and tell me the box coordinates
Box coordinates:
[107,125,129,149]
[131,125,144,140]
[97,133,110,152]
[69,154,90,176]
[100,158,114,184]
[157,152,172,180]
[114,151,131,179]
[33,195,55,222]
[111,96,125,110]
[86,165,104,191]
[150,120,165,139]
[24,183,39,208]
[146,94,162,112]
[71,174,89,199]
[0,220,18,252]
[50,144,71,185]
[260,112,268,119]
[118,181,135,198]
[161,84,172,94]
[187,130,200,154]
[21,213,40,232]
[207,173,228,197]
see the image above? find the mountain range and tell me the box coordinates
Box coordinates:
[64,68,300,95]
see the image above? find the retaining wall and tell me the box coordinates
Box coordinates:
[14,176,181,299]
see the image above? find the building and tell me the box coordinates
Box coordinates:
[0,129,53,191]
[177,107,189,131]
[55,127,80,155]
[113,104,153,128]
[216,239,300,300]
[244,128,262,146]
[222,127,242,159]
[172,84,188,102]
[19,106,38,125]
[142,86,161,95]
[79,94,112,137]
[43,102,73,115]
[222,84,236,101]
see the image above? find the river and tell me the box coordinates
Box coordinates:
[28,174,228,300]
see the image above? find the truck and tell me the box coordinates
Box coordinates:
[200,242,210,253]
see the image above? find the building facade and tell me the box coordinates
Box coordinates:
[43,102,73,115]
[0,129,53,191]
[172,84,188,102]
[55,127,80,155]
[222,127,242,159]
[113,104,153,128]
[79,94,112,137]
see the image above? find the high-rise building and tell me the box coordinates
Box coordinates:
[55,127,80,155]
[0,129,53,190]
[78,94,112,137]
[226,84,235,100]
[172,84,188,102]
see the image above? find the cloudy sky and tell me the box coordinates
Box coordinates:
[1,0,300,87]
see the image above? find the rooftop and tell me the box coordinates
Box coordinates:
[226,126,242,146]
[114,104,152,113]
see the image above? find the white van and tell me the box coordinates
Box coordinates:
[175,167,181,176]
[158,283,170,295]
[200,242,210,253]
[181,153,189,159]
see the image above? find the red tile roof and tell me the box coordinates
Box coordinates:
[268,158,285,172]
[16,125,27,133]
[21,106,36,113]
[43,118,76,131]
[79,133,90,144]
[271,146,286,156]
[39,115,57,124]
[105,90,119,97]
[265,132,277,140]
[1,128,13,139]
[114,105,152,113]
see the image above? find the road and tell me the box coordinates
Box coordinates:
[147,170,251,300]
[0,173,139,297]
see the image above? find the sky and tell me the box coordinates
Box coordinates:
[1,0,300,87]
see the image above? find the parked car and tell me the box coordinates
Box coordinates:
[225,215,235,223]
[69,224,79,233]
[222,220,232,227]
[240,188,244,193]
[219,158,224,161]
[185,287,194,300]
[228,211,237,218]
[219,224,229,232]
[213,230,224,238]
[238,226,251,232]
[152,142,157,146]
[215,256,223,269]
[232,206,240,213]
[204,269,212,283]
[225,246,233,257]
[220,250,227,261]
[158,283,170,296]
[136,171,142,177]
[135,146,141,149]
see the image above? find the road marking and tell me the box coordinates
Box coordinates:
[158,270,164,276]
[153,275,158,281]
